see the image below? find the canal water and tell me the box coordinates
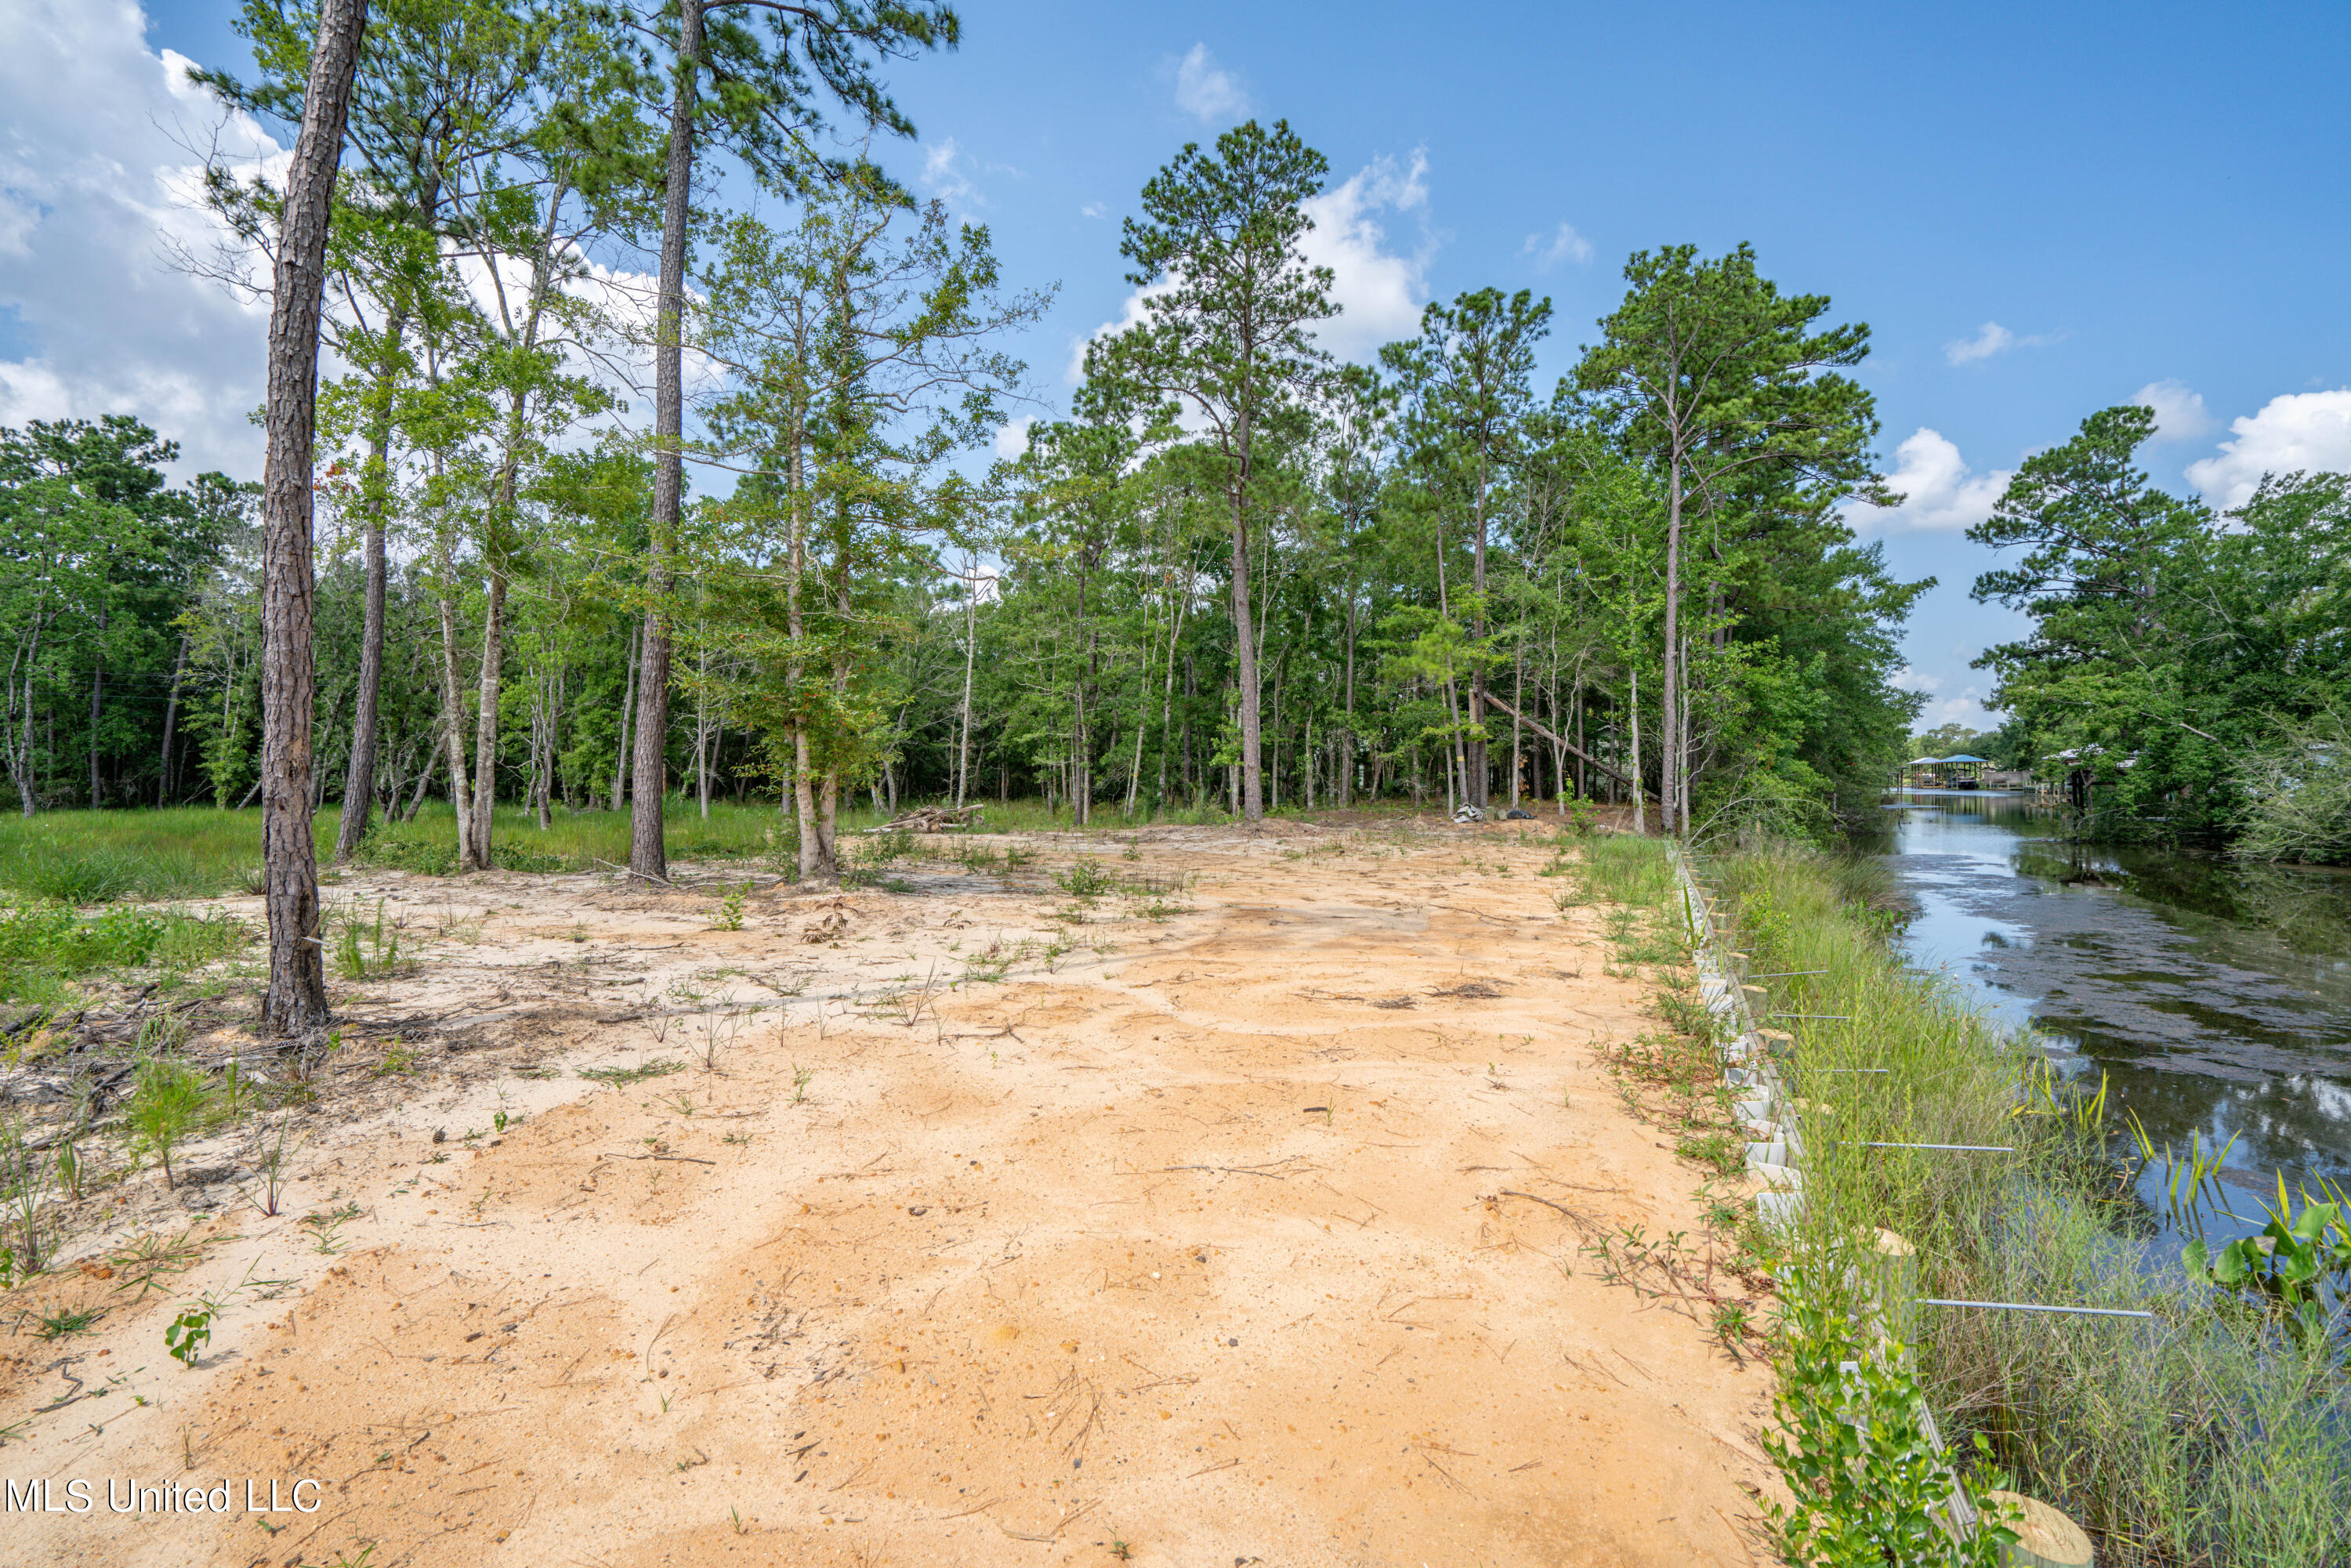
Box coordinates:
[1872,788,2351,1229]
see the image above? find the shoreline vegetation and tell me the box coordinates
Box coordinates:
[1673,838,2351,1566]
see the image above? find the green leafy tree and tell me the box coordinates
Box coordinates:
[1088,118,1338,825]
[606,0,960,881]
[1577,243,1882,835]
[1380,288,1551,808]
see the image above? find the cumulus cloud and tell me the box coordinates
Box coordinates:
[1067,150,1433,383]
[1848,428,2012,534]
[1172,44,1247,125]
[1080,201,1107,220]
[2133,378,2212,441]
[2184,389,2351,509]
[1295,150,1433,364]
[1890,667,1943,695]
[0,1,288,476]
[992,415,1035,460]
[1943,320,2063,367]
[1522,221,1592,269]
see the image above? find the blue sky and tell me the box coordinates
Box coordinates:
[11,0,2351,731]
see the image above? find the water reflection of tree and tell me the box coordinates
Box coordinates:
[2231,864,2351,958]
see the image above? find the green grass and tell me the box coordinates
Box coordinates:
[0,809,270,902]
[0,793,1294,906]
[0,792,1431,912]
[1707,841,2351,1568]
[0,901,248,1012]
[0,800,803,898]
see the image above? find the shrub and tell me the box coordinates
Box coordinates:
[126,1059,210,1190]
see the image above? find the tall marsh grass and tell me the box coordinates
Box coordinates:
[1707,841,2351,1567]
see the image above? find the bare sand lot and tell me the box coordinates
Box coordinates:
[3,816,1777,1567]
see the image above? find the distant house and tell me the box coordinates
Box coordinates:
[1902,755,1943,786]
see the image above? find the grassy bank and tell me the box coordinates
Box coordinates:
[1704,842,2351,1566]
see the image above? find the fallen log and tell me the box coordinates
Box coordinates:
[1477,692,1642,793]
[861,805,987,834]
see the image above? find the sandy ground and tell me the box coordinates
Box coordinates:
[2,815,1778,1567]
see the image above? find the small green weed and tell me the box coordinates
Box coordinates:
[38,1305,107,1339]
[164,1305,212,1367]
[579,1059,684,1086]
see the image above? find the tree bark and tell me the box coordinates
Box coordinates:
[158,630,189,805]
[1229,407,1262,824]
[333,321,399,863]
[632,0,701,883]
[87,636,102,808]
[468,570,505,863]
[1629,668,1646,835]
[258,0,364,1037]
[1661,434,1683,838]
[955,559,976,809]
[437,590,476,865]
[1467,451,1489,808]
[612,619,638,810]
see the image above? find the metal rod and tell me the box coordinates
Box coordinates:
[1846,1142,2015,1152]
[1917,1298,2155,1320]
[1770,1013,1853,1020]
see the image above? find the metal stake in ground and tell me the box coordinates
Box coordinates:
[1918,1298,2156,1320]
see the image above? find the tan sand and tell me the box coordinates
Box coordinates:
[2,816,1777,1566]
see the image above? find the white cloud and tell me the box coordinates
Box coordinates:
[1064,277,1169,385]
[1172,44,1247,125]
[0,2,289,476]
[1922,687,1993,728]
[1522,221,1592,269]
[1080,201,1107,220]
[1848,428,2012,534]
[2184,388,2351,509]
[2133,378,2212,441]
[1945,322,2014,364]
[1944,320,2063,367]
[1068,150,1434,383]
[1295,150,1433,364]
[1890,666,1943,695]
[992,415,1035,460]
[920,137,984,214]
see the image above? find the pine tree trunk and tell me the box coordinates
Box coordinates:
[955,565,976,809]
[87,637,102,808]
[1629,667,1646,835]
[257,0,364,1037]
[612,620,638,811]
[1230,411,1262,824]
[158,630,189,805]
[466,570,505,867]
[1661,451,1683,837]
[333,328,397,863]
[632,0,701,884]
[437,593,476,865]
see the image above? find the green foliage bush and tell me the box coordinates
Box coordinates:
[2236,709,2351,866]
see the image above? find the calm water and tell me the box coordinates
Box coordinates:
[1872,789,2351,1220]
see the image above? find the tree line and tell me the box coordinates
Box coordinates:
[3,0,1959,1027]
[1951,404,2351,862]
